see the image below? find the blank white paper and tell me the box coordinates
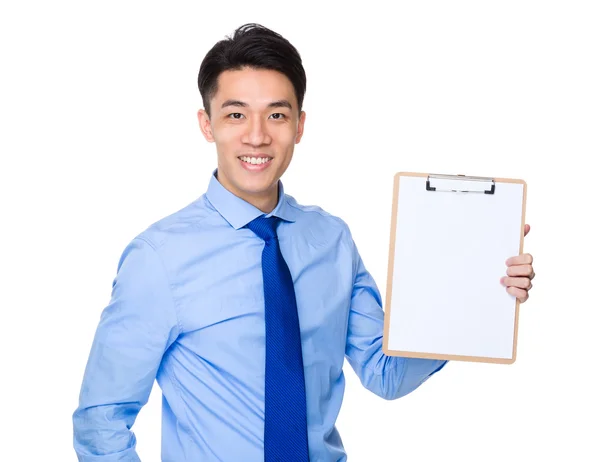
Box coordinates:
[387,175,524,360]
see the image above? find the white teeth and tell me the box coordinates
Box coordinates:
[240,156,270,165]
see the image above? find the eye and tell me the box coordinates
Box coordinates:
[228,113,244,119]
[269,113,286,120]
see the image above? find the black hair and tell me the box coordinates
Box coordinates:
[198,23,306,117]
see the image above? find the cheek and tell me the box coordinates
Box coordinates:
[274,128,298,150]
[213,126,241,149]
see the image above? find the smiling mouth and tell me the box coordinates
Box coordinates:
[238,156,273,165]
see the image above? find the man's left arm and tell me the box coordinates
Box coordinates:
[344,224,535,400]
[344,236,447,401]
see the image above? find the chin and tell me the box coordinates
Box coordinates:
[219,163,280,197]
[238,180,277,196]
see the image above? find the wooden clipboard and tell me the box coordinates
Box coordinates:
[382,172,528,364]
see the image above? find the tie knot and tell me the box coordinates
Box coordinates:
[246,216,280,242]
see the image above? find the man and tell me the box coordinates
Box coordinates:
[73,23,535,461]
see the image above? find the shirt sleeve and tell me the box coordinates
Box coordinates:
[73,237,180,461]
[344,234,447,400]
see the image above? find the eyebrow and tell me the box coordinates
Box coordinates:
[220,99,293,110]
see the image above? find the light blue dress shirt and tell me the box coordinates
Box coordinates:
[73,170,447,461]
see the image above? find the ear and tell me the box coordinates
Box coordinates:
[197,109,215,142]
[295,111,306,144]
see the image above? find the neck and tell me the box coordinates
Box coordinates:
[246,188,279,214]
[216,172,279,214]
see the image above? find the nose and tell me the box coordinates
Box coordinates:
[242,115,272,146]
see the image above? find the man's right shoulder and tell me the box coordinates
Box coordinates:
[128,194,213,251]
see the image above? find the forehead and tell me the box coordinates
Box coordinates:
[213,67,297,108]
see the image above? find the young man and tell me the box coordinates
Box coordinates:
[73,23,535,461]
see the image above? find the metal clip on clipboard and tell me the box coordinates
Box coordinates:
[425,174,496,195]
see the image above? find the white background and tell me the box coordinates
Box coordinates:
[1,1,599,461]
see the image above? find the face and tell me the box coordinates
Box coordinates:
[197,67,306,211]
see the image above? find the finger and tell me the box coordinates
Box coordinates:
[524,224,530,236]
[506,253,533,266]
[501,276,533,290]
[506,264,534,278]
[507,286,529,303]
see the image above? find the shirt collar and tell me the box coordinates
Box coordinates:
[205,169,296,230]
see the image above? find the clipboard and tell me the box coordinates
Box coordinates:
[382,172,527,364]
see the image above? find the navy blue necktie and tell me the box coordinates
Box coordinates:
[246,216,309,461]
